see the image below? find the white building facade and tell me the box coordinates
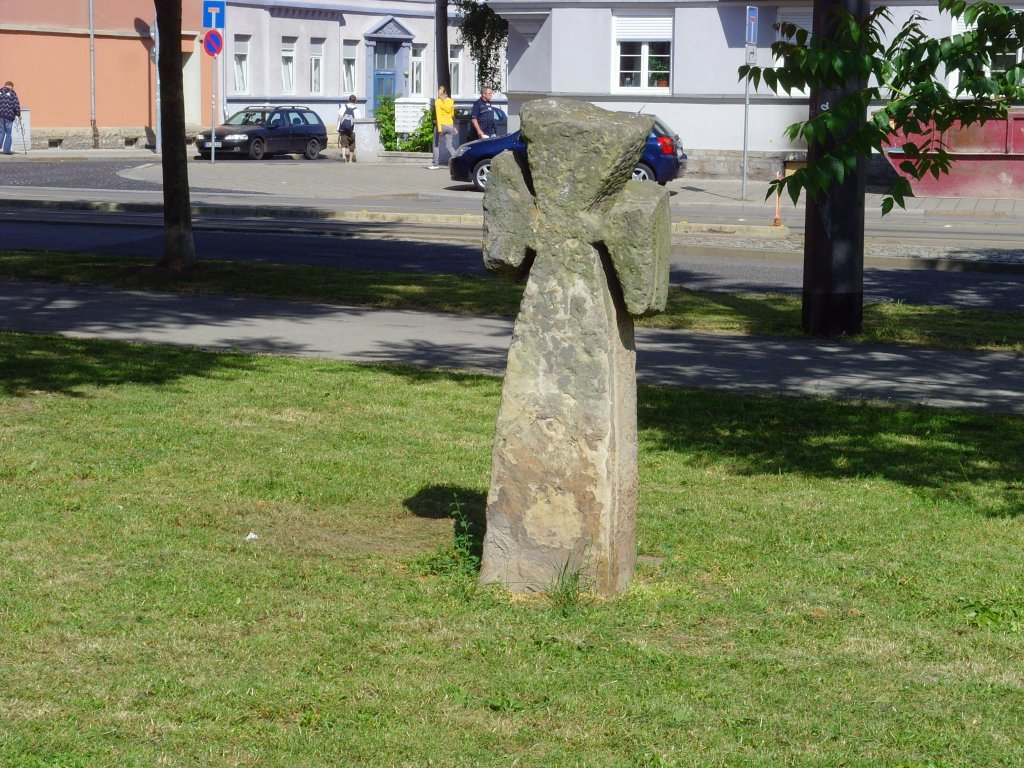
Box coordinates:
[221,0,490,130]
[488,0,958,176]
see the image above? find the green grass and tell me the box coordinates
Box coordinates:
[2,250,1023,353]
[2,330,1023,766]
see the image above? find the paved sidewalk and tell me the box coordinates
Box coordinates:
[3,280,1021,414]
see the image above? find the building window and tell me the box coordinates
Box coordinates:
[614,17,672,90]
[776,6,813,40]
[410,44,425,96]
[234,35,250,93]
[281,36,297,93]
[774,8,813,94]
[450,45,462,95]
[949,13,1023,93]
[342,40,358,94]
[310,38,325,94]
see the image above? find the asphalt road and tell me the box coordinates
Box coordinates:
[4,207,1024,310]
[2,159,1023,309]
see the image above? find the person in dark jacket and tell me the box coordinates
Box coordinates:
[0,81,22,155]
[469,87,496,140]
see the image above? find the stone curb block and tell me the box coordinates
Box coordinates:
[672,221,790,237]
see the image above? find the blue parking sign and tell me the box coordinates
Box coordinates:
[746,6,758,45]
[203,0,226,30]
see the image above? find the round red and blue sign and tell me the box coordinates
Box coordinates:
[203,29,223,57]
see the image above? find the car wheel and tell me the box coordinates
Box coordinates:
[249,138,266,160]
[632,163,655,183]
[304,138,320,160]
[472,159,491,192]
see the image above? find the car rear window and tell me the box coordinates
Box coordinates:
[652,119,676,138]
[301,112,324,126]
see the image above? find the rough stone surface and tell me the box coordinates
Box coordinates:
[480,98,670,597]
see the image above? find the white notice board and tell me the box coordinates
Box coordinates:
[395,98,428,134]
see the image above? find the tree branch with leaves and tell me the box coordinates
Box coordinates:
[455,0,508,91]
[740,0,1024,214]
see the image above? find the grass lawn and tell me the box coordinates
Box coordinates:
[2,331,1023,767]
[2,251,1023,354]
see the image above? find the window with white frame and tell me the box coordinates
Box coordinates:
[774,8,813,94]
[949,12,1023,94]
[410,44,426,96]
[281,37,297,93]
[450,45,463,95]
[310,38,325,94]
[233,35,250,93]
[614,17,672,90]
[342,40,358,95]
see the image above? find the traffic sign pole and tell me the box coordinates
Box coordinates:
[203,29,224,163]
[741,6,758,200]
[211,54,217,163]
[202,2,226,163]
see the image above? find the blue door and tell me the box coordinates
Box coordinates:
[373,73,396,112]
[372,42,399,112]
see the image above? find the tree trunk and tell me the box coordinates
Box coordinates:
[154,0,197,271]
[801,0,867,338]
[435,0,451,95]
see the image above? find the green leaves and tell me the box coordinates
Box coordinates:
[738,1,1024,214]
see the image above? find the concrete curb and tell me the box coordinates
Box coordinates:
[0,197,484,227]
[673,221,791,237]
[1,197,792,235]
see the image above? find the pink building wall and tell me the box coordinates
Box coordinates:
[0,0,206,132]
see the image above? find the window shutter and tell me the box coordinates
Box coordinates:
[776,7,813,38]
[614,17,673,42]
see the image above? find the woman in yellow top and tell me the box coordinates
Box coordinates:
[429,86,456,169]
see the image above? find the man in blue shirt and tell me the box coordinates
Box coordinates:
[470,87,495,140]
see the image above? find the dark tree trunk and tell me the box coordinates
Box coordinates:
[435,0,451,95]
[154,0,197,271]
[802,0,867,338]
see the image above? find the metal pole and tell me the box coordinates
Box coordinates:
[89,0,98,148]
[211,53,217,163]
[741,74,750,201]
[154,20,162,154]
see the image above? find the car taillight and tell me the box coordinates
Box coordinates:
[657,136,675,156]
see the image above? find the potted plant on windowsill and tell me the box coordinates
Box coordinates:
[650,57,670,88]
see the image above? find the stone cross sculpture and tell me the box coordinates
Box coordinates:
[479,98,671,597]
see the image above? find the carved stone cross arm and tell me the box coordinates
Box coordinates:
[482,151,538,280]
[595,183,671,317]
[483,138,670,318]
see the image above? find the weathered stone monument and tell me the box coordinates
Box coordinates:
[479,98,671,597]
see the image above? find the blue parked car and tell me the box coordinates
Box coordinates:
[449,115,687,192]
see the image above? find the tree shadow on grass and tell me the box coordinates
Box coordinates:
[638,385,1024,518]
[0,332,255,397]
[404,484,487,560]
